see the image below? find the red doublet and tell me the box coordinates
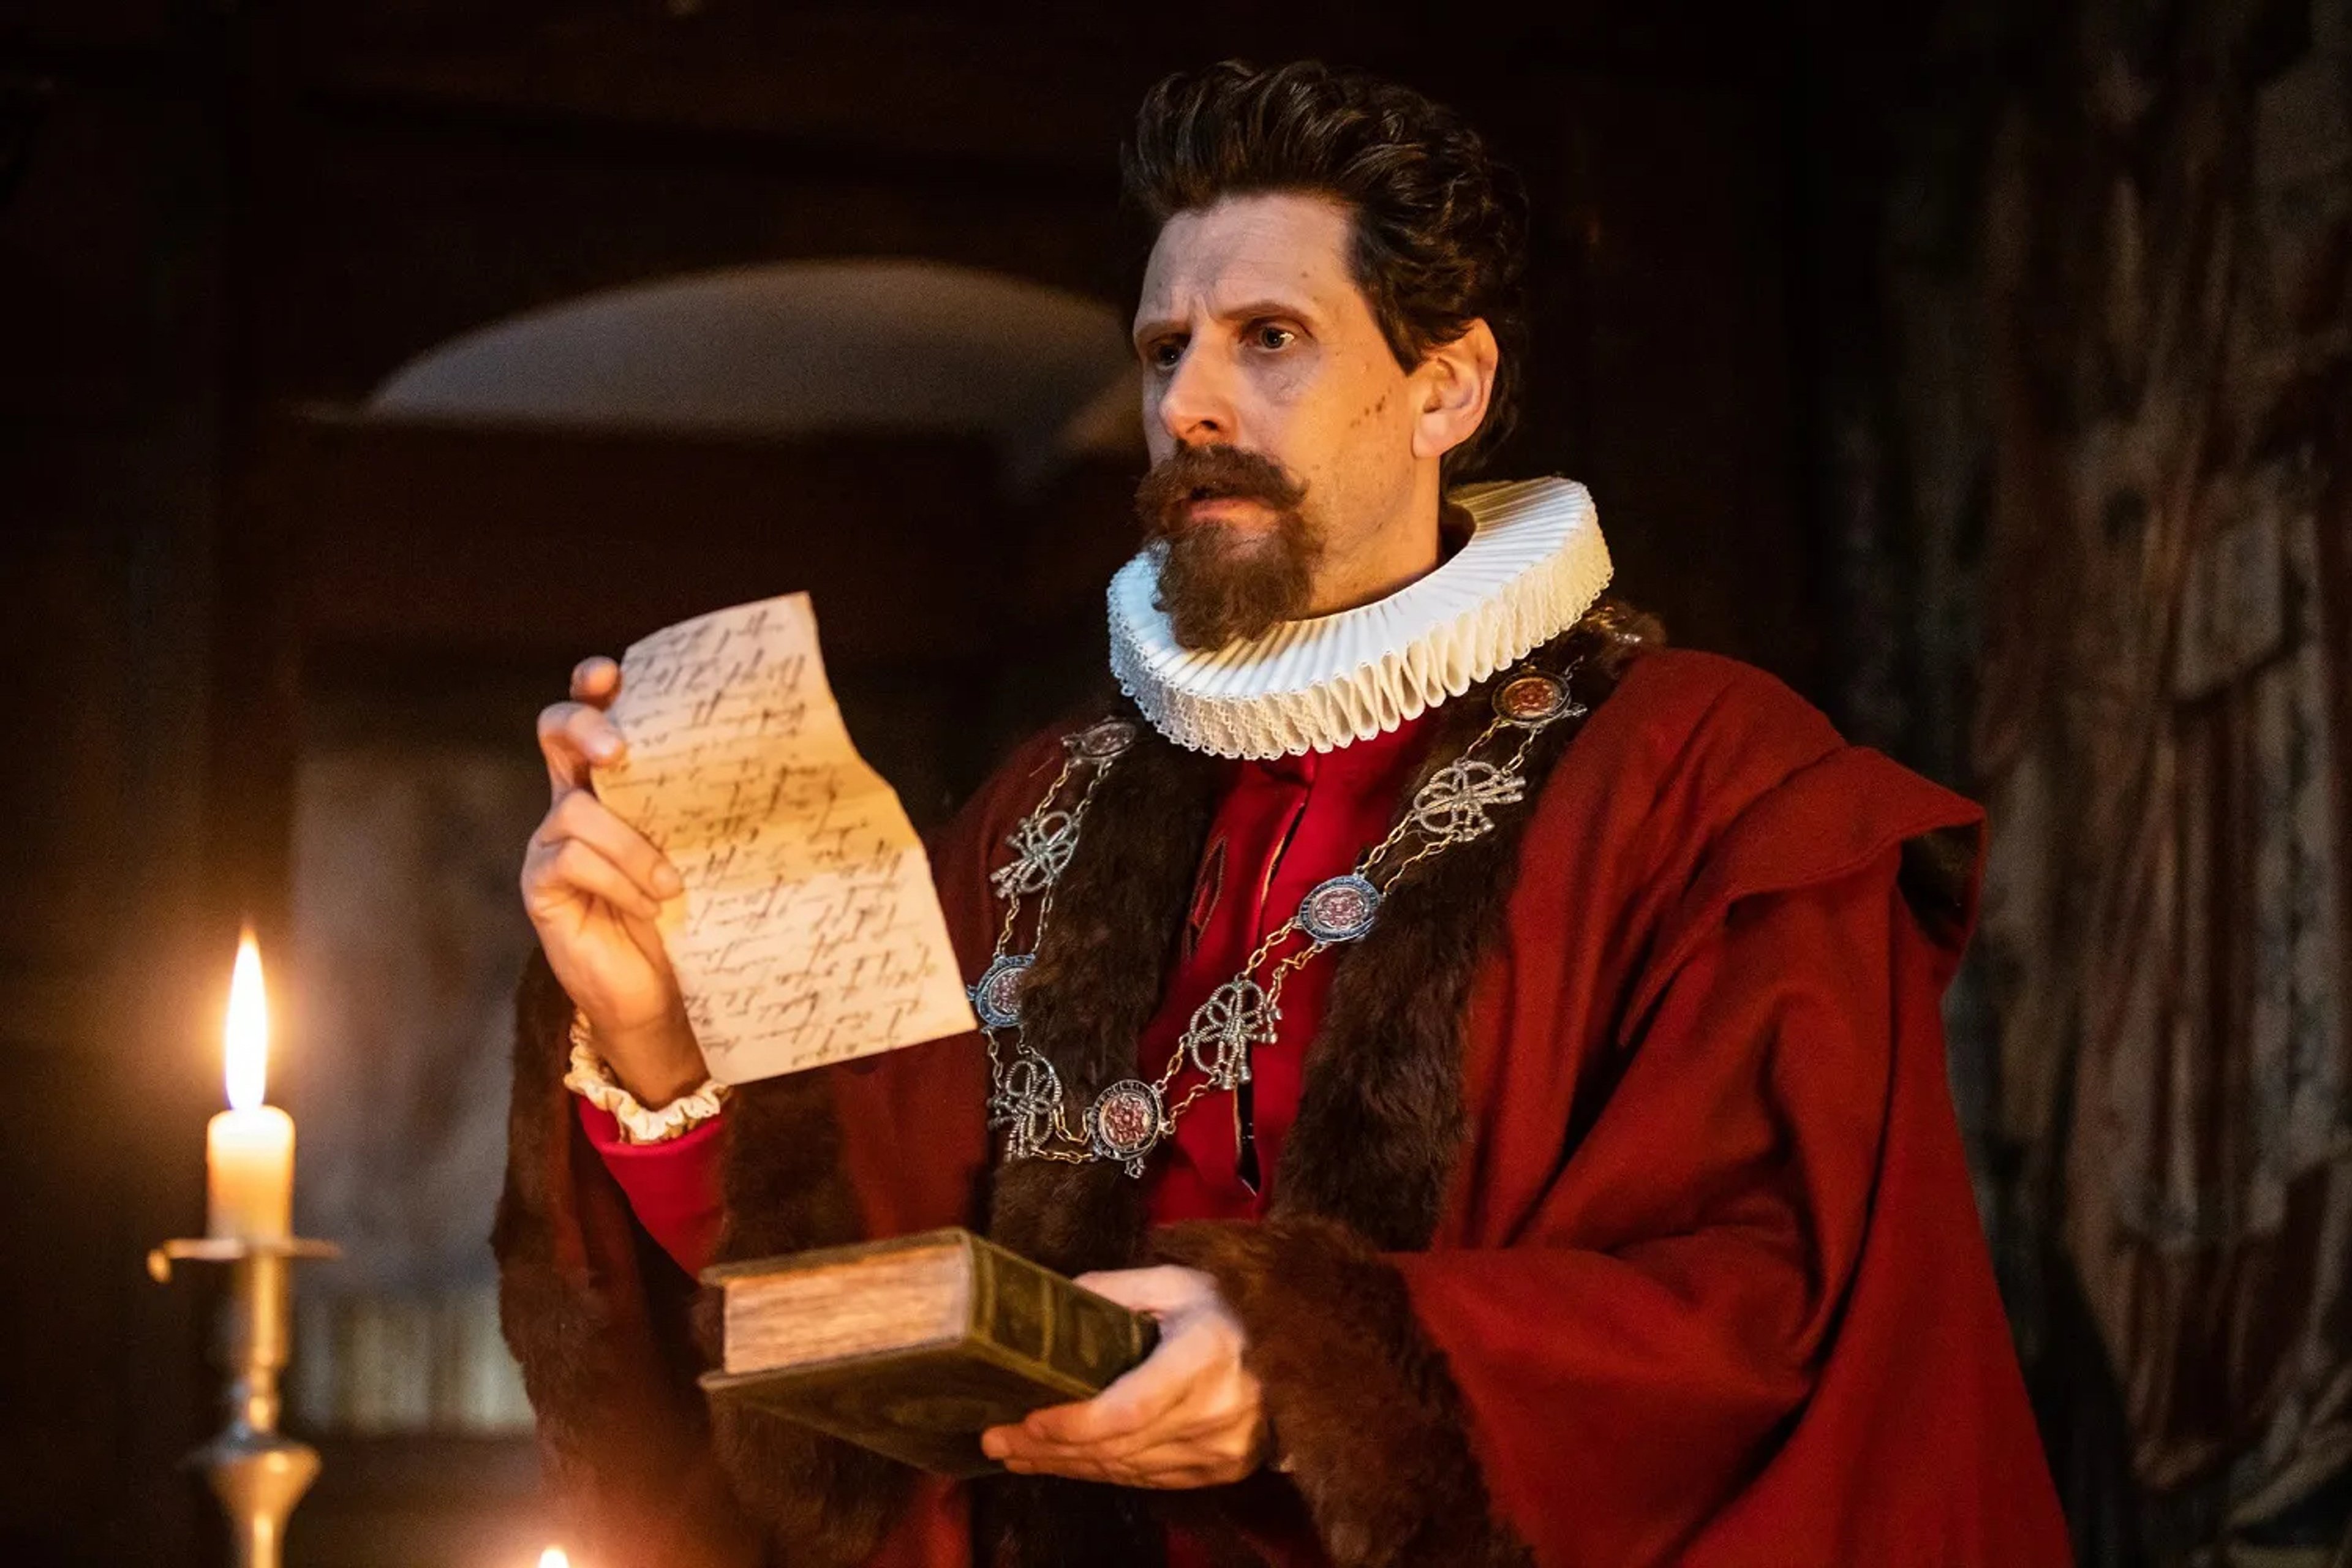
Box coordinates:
[1121,714,1441,1221]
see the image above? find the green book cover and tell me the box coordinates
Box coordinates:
[700,1227,1159,1477]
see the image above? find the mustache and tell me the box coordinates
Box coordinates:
[1134,445,1307,538]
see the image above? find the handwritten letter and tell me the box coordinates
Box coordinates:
[594,592,978,1084]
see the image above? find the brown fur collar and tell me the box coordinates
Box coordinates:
[978,730,1223,1568]
[986,729,1226,1280]
[977,601,1657,1566]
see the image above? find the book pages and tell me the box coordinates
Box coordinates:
[593,592,977,1084]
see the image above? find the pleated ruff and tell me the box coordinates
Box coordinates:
[1107,477,1616,759]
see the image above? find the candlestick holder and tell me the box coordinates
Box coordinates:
[149,1235,341,1568]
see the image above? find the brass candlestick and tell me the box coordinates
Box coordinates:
[149,1235,341,1568]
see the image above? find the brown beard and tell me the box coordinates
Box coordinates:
[1134,444,1322,650]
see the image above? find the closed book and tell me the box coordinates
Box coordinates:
[698,1226,1158,1477]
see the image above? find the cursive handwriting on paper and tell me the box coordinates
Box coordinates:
[593,592,977,1084]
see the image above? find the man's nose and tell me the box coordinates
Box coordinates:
[1156,342,1237,447]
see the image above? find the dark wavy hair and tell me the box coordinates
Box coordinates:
[1121,59,1531,479]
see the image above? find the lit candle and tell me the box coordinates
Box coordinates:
[206,930,295,1242]
[539,1551,570,1568]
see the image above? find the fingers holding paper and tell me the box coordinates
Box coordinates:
[979,1265,1269,1489]
[524,654,705,1105]
[521,799,693,1060]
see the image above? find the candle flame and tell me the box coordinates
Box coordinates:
[225,930,270,1112]
[539,1551,570,1568]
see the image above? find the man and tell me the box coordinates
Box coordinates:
[496,59,2072,1567]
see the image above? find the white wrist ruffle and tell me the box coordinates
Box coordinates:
[561,1010,729,1144]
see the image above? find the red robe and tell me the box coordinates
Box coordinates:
[496,645,2073,1567]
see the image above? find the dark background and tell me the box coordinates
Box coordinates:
[3,2,2347,1565]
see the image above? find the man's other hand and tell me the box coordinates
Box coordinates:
[980,1264,1268,1489]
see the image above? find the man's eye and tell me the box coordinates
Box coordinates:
[1148,340,1185,370]
[1253,325,1295,351]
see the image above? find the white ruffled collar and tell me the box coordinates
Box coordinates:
[1107,476,1613,759]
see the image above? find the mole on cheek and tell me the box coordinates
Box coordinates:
[1348,390,1392,429]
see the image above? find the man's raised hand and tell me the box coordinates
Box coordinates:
[520,656,706,1106]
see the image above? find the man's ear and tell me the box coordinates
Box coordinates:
[1408,318,1499,464]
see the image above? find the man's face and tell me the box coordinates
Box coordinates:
[1131,190,1428,649]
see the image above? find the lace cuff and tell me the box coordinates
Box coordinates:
[560,1009,729,1144]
